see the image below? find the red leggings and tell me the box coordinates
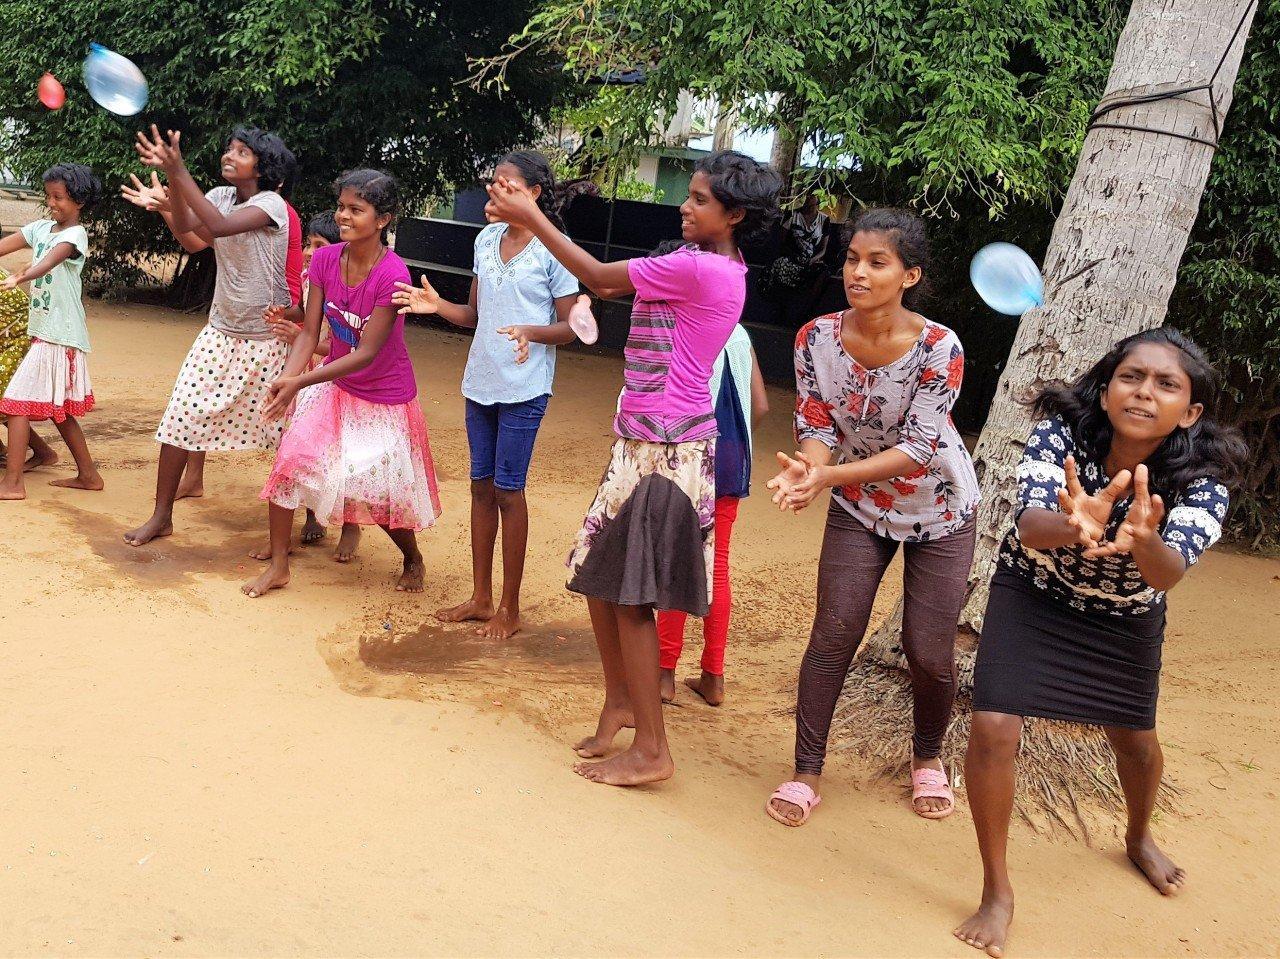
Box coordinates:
[657,496,739,675]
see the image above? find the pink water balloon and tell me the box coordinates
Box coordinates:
[38,72,66,110]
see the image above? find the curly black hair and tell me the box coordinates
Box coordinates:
[333,168,401,243]
[1032,327,1248,498]
[846,207,932,310]
[306,210,341,244]
[227,126,295,194]
[693,150,783,244]
[42,163,103,213]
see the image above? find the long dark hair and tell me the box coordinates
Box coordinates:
[846,207,931,310]
[497,151,566,231]
[1032,327,1248,496]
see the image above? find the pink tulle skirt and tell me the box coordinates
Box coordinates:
[260,382,441,530]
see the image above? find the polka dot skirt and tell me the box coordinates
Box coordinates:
[156,324,289,452]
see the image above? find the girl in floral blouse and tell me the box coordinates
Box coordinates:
[954,328,1246,959]
[765,208,979,826]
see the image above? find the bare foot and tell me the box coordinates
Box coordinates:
[123,515,173,546]
[396,552,425,592]
[241,564,290,598]
[0,475,26,500]
[24,449,60,472]
[435,596,495,623]
[573,745,674,786]
[334,524,361,563]
[249,544,293,561]
[912,756,952,816]
[660,668,677,704]
[300,512,326,544]
[174,479,204,500]
[954,895,1014,957]
[684,671,725,706]
[50,472,104,491]
[476,606,520,640]
[1127,834,1186,895]
[768,773,821,824]
[574,704,635,758]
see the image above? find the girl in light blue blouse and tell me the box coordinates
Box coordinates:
[393,151,589,641]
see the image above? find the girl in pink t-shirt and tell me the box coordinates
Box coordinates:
[243,169,441,599]
[484,150,781,787]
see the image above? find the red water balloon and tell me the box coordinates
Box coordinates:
[38,72,66,110]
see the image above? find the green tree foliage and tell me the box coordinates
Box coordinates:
[473,0,1125,213]
[0,0,572,284]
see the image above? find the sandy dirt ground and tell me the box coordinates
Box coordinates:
[2,232,1279,957]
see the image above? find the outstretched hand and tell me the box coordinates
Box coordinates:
[1058,454,1131,551]
[391,275,440,315]
[120,172,170,213]
[1083,463,1165,559]
[766,451,814,512]
[484,176,540,228]
[780,453,831,511]
[134,124,184,172]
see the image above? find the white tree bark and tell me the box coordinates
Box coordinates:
[770,96,803,190]
[859,0,1257,675]
[712,101,737,152]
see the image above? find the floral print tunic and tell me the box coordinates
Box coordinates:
[794,313,979,541]
[999,415,1230,616]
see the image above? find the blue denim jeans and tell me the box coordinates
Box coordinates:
[464,394,550,491]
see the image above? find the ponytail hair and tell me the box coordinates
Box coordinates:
[847,207,932,311]
[1032,327,1248,498]
[497,150,566,231]
[333,168,401,244]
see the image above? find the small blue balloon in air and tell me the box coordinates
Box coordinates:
[970,242,1044,316]
[83,43,148,116]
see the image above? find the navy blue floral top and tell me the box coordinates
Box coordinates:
[998,416,1230,616]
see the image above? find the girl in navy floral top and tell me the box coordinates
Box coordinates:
[955,328,1247,959]
[765,209,979,828]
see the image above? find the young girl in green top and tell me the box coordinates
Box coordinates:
[0,163,105,500]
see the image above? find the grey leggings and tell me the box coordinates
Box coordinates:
[794,502,976,774]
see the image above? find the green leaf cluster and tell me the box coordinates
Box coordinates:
[474,0,1123,214]
[0,0,573,284]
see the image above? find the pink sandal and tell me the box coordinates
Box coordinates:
[911,766,955,820]
[766,781,821,827]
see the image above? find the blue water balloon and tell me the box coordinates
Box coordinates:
[83,43,148,116]
[970,242,1044,316]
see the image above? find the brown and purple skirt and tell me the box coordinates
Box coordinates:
[567,437,716,615]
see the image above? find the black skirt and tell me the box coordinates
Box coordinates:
[972,567,1166,730]
[565,438,714,616]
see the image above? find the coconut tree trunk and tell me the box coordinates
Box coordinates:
[956,0,1258,634]
[846,0,1257,688]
